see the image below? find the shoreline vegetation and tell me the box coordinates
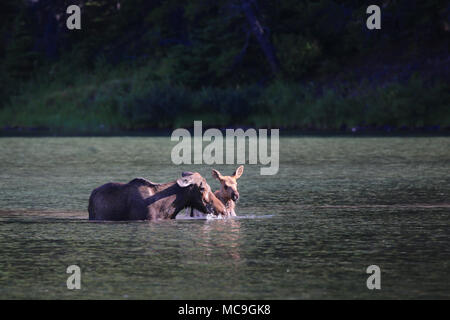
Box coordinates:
[1,74,449,136]
[0,1,449,135]
[1,63,449,135]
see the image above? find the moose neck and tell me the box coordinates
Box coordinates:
[169,184,195,219]
[218,189,231,203]
[152,181,177,193]
[209,191,227,215]
[144,182,200,219]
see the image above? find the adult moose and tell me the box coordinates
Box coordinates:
[88,172,226,221]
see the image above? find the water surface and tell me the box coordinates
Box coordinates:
[0,137,449,299]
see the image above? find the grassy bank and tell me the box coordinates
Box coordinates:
[1,61,449,134]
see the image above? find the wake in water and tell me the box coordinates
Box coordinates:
[176,208,229,220]
[175,208,274,221]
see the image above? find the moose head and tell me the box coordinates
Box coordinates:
[177,171,226,216]
[211,165,244,204]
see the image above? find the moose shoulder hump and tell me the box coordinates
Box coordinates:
[128,177,160,187]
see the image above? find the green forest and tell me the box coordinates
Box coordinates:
[0,0,449,133]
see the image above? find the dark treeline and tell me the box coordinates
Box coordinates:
[0,0,449,133]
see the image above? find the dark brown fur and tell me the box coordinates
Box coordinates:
[88,173,226,221]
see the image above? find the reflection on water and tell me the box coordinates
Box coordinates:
[200,219,242,262]
[0,137,449,299]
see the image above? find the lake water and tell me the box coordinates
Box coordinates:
[0,137,449,299]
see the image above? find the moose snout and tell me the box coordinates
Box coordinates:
[232,191,239,202]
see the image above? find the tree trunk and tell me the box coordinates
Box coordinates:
[240,0,280,74]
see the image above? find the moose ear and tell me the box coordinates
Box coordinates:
[177,176,193,188]
[233,165,244,179]
[212,169,223,181]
